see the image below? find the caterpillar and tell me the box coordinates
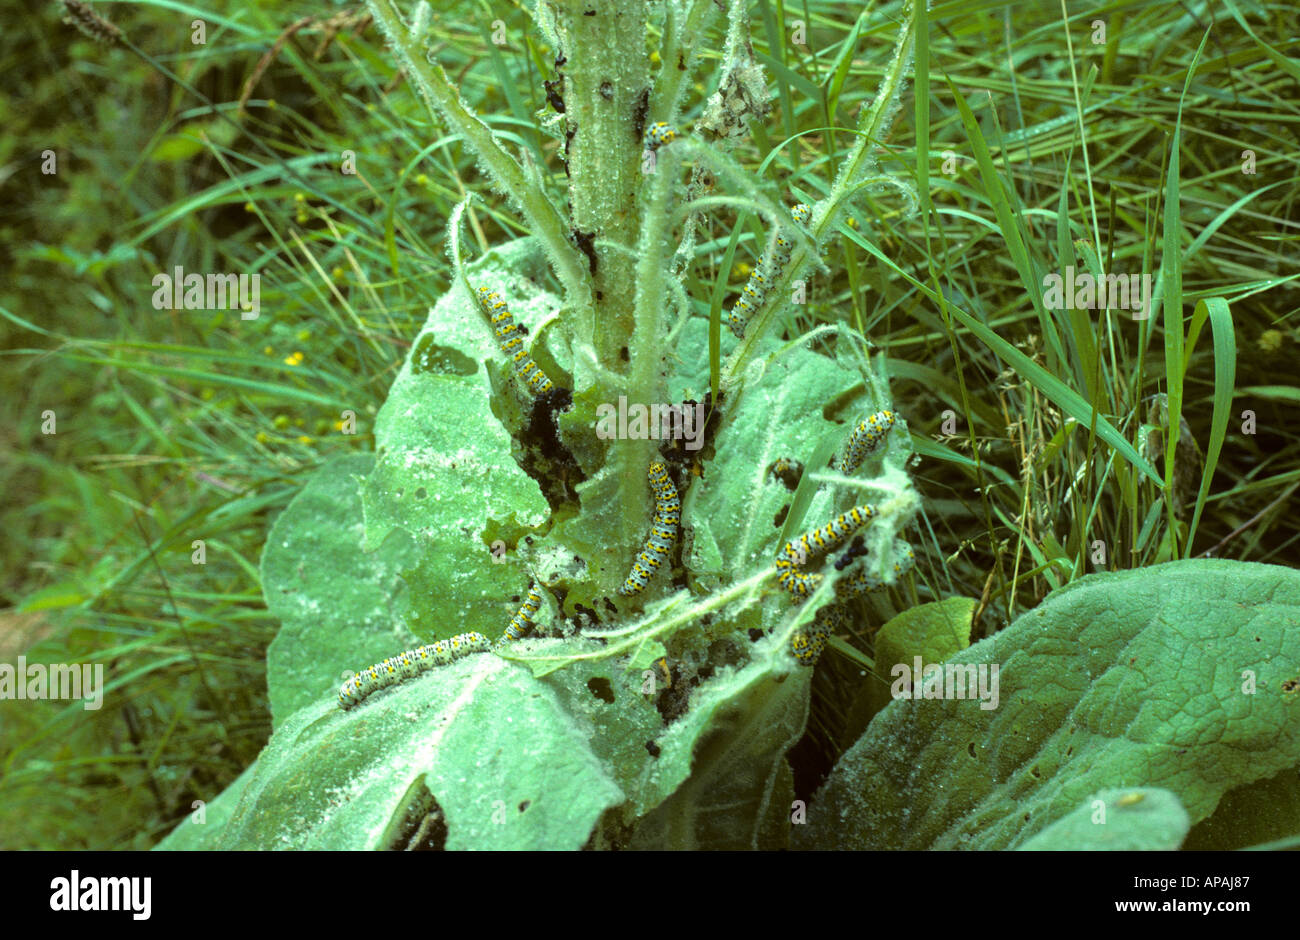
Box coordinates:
[501,585,542,642]
[726,208,803,339]
[791,540,914,666]
[836,539,916,597]
[767,457,804,491]
[791,203,811,226]
[839,410,897,473]
[645,121,677,150]
[791,605,843,666]
[774,504,876,599]
[474,286,555,395]
[337,632,494,710]
[618,460,681,596]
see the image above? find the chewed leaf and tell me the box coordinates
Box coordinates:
[215,653,623,850]
[361,239,555,637]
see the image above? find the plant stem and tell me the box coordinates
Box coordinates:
[552,0,649,364]
[365,0,589,304]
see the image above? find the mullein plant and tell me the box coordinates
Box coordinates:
[162,0,930,850]
[365,0,923,602]
[155,0,1300,854]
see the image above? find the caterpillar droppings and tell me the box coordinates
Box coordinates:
[338,631,494,710]
[839,410,897,473]
[619,461,681,596]
[474,285,555,395]
[833,535,868,571]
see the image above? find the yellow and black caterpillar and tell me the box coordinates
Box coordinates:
[619,461,681,596]
[791,540,917,667]
[774,504,877,599]
[501,585,542,642]
[791,605,844,666]
[337,632,493,710]
[726,204,808,339]
[474,285,555,394]
[839,410,897,474]
[644,121,678,149]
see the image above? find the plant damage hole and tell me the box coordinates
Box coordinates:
[587,676,615,704]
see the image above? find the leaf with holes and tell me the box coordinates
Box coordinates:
[214,653,624,849]
[360,237,558,639]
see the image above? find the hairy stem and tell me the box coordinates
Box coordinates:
[552,0,650,365]
[365,0,589,304]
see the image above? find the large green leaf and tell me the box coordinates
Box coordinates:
[795,559,1300,849]
[360,238,554,638]
[855,595,975,729]
[215,653,623,849]
[262,454,422,726]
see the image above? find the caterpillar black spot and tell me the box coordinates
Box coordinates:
[645,121,677,149]
[502,585,542,642]
[337,632,494,710]
[619,460,680,596]
[836,539,916,597]
[839,410,897,473]
[726,207,802,339]
[774,505,876,599]
[474,286,556,394]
